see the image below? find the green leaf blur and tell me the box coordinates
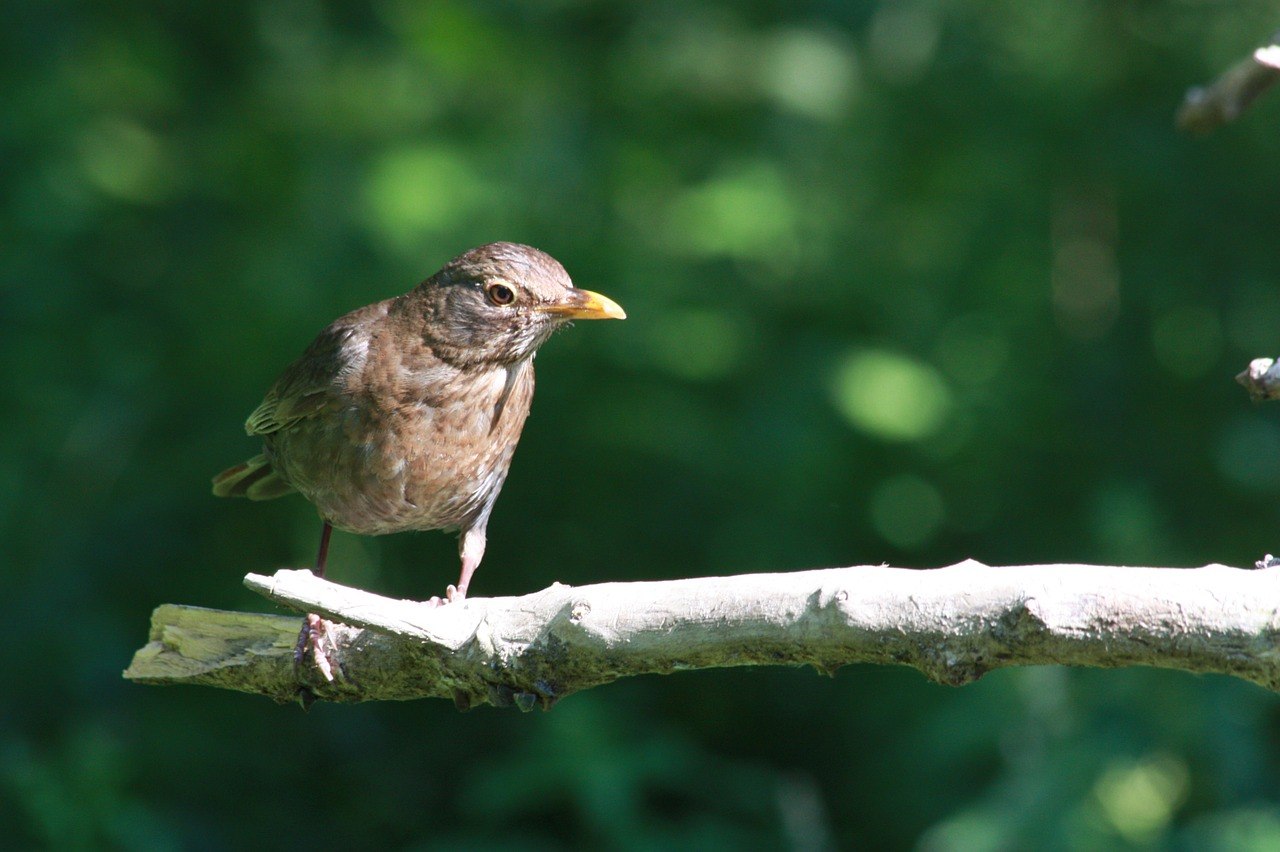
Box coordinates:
[5,1,1280,848]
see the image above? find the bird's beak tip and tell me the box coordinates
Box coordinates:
[541,289,627,321]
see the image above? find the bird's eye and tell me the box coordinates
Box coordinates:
[485,282,517,306]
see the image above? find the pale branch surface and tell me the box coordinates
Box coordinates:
[124,562,1280,709]
[1237,357,1280,401]
[1178,34,1280,134]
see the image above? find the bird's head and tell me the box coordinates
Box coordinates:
[408,242,625,366]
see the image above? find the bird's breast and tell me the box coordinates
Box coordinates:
[268,358,535,535]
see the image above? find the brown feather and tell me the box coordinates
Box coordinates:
[211,242,622,598]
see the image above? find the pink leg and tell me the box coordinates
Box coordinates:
[447,527,487,602]
[295,520,339,680]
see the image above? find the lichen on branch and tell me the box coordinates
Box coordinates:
[124,562,1280,709]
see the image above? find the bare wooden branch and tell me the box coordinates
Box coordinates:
[1237,357,1280,401]
[1178,34,1280,134]
[123,562,1280,708]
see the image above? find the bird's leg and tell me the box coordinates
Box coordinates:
[314,521,333,577]
[437,527,486,604]
[295,521,340,682]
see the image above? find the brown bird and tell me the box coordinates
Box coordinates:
[213,242,624,644]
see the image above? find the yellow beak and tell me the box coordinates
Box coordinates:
[536,288,627,321]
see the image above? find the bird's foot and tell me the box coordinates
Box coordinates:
[293,612,342,683]
[425,584,467,608]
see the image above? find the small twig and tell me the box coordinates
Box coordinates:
[1178,34,1280,134]
[1237,357,1280,401]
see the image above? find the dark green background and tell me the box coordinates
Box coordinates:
[6,1,1280,848]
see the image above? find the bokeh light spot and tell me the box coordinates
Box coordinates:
[1187,808,1280,849]
[758,28,858,120]
[646,309,748,381]
[831,350,952,441]
[1052,237,1120,339]
[362,145,493,252]
[1151,305,1222,381]
[1089,482,1161,560]
[664,162,799,262]
[1093,754,1189,843]
[1215,416,1280,491]
[867,1,941,85]
[870,474,945,550]
[76,119,174,204]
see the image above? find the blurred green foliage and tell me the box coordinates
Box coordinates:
[5,1,1280,848]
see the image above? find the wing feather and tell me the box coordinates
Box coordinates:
[242,301,388,435]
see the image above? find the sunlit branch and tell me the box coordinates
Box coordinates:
[1237,357,1280,401]
[124,562,1280,709]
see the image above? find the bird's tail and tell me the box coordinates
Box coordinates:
[212,453,296,500]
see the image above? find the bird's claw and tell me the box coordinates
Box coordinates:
[294,613,342,683]
[425,584,466,608]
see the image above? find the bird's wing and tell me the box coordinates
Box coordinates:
[244,301,388,436]
[244,383,332,436]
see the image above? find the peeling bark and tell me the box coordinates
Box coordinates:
[123,562,1280,709]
